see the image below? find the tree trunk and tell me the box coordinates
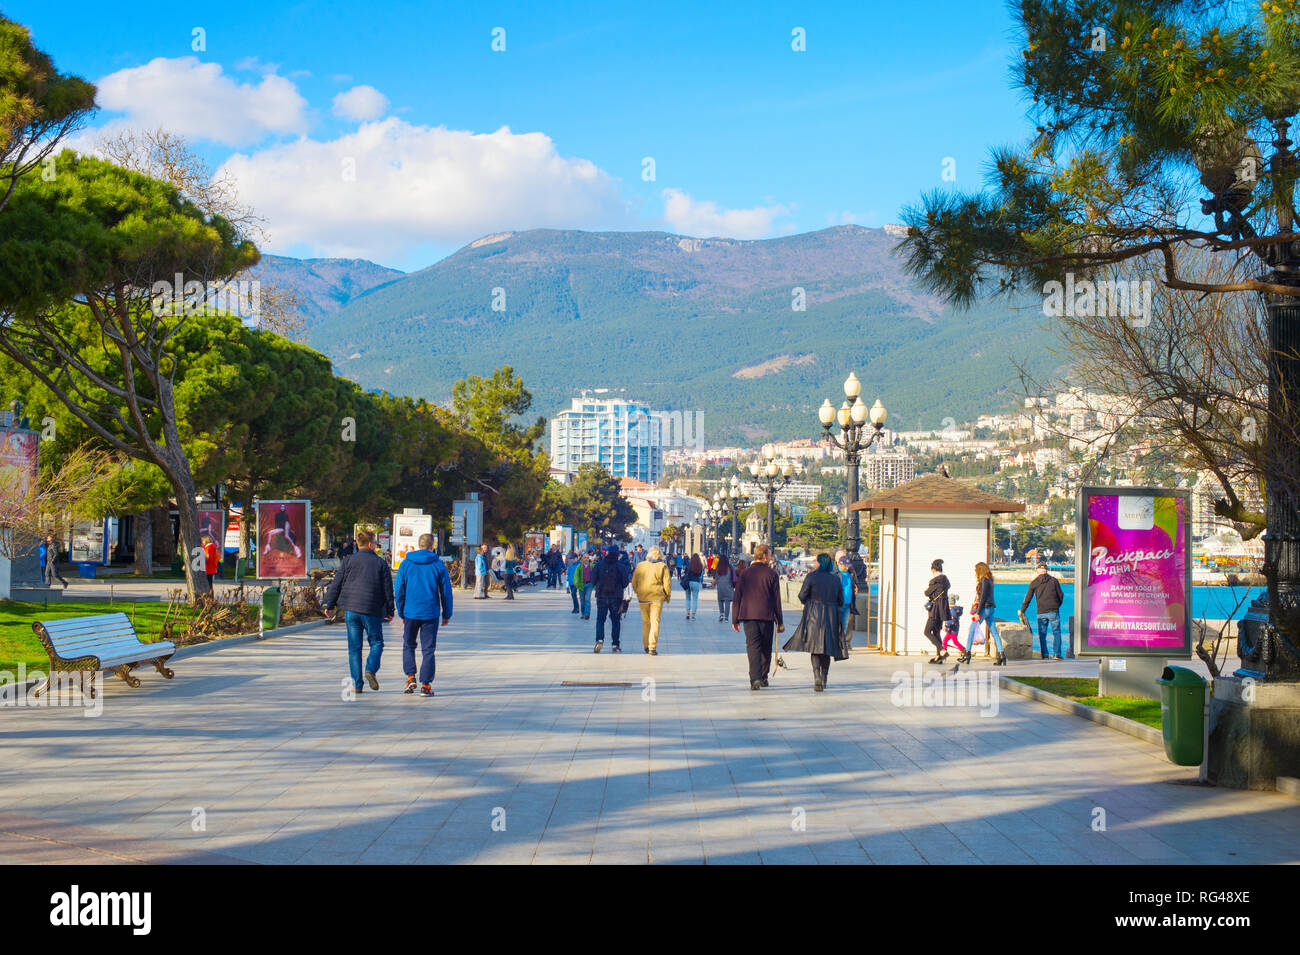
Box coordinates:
[133,509,153,576]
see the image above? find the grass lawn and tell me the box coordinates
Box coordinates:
[1010,676,1163,729]
[0,599,199,673]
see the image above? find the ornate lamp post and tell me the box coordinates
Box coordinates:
[1193,115,1300,680]
[711,480,743,558]
[818,372,887,583]
[749,446,799,552]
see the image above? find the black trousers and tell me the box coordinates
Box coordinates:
[923,617,944,651]
[596,599,621,646]
[743,620,774,684]
[811,653,831,683]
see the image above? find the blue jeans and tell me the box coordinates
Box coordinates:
[685,580,701,613]
[580,587,591,616]
[966,607,1003,653]
[1037,611,1064,658]
[838,605,851,636]
[402,618,438,684]
[570,583,580,612]
[345,612,384,688]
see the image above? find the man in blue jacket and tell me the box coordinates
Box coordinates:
[395,533,454,697]
[473,543,490,599]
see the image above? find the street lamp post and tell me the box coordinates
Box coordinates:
[1196,118,1300,680]
[819,373,887,584]
[712,480,743,559]
[750,447,798,552]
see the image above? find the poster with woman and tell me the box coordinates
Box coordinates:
[1076,486,1191,657]
[256,500,310,579]
[0,428,39,524]
[197,510,224,549]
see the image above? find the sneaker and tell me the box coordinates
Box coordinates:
[420,683,434,697]
[594,641,603,653]
[612,646,622,653]
[644,647,650,654]
[814,680,825,692]
[760,678,768,687]
[354,684,364,695]
[365,671,379,691]
[751,680,762,691]
[404,676,417,694]
[650,649,658,656]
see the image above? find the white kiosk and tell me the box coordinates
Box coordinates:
[855,475,1024,655]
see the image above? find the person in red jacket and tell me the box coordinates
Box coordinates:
[201,534,220,588]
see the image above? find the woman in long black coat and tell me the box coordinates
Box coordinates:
[923,558,951,663]
[782,553,845,692]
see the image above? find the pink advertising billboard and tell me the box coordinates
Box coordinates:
[1075,486,1191,657]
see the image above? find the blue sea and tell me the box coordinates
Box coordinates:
[865,582,1262,621]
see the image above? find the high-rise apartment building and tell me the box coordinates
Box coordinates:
[549,394,664,484]
[862,450,916,489]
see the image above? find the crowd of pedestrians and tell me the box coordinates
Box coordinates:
[322,529,1068,698]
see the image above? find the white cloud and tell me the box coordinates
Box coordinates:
[660,187,791,238]
[219,119,628,261]
[95,57,309,146]
[332,85,389,122]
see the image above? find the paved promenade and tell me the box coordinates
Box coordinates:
[3,587,1297,864]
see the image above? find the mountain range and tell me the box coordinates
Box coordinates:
[260,225,1060,444]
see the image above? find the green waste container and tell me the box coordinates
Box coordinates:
[261,586,281,632]
[236,556,249,580]
[1157,665,1206,766]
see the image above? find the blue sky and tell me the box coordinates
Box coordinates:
[12,0,1037,271]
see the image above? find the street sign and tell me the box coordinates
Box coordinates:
[451,499,482,546]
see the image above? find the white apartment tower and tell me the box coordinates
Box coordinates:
[549,394,664,484]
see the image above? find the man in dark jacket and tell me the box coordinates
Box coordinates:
[1020,560,1067,660]
[395,533,453,697]
[592,546,631,653]
[731,544,785,689]
[324,529,395,695]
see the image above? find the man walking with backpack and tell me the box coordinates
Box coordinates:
[395,533,453,697]
[324,529,395,695]
[1020,559,1067,660]
[592,545,631,653]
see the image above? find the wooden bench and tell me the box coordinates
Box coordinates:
[31,613,176,697]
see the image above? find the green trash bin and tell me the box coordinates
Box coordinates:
[261,586,281,632]
[236,556,249,580]
[1157,665,1206,766]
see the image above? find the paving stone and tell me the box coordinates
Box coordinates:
[4,588,1299,864]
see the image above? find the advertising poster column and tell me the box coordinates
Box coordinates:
[256,500,311,579]
[1075,486,1191,696]
[391,511,433,572]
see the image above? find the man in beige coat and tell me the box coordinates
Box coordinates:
[632,546,673,654]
